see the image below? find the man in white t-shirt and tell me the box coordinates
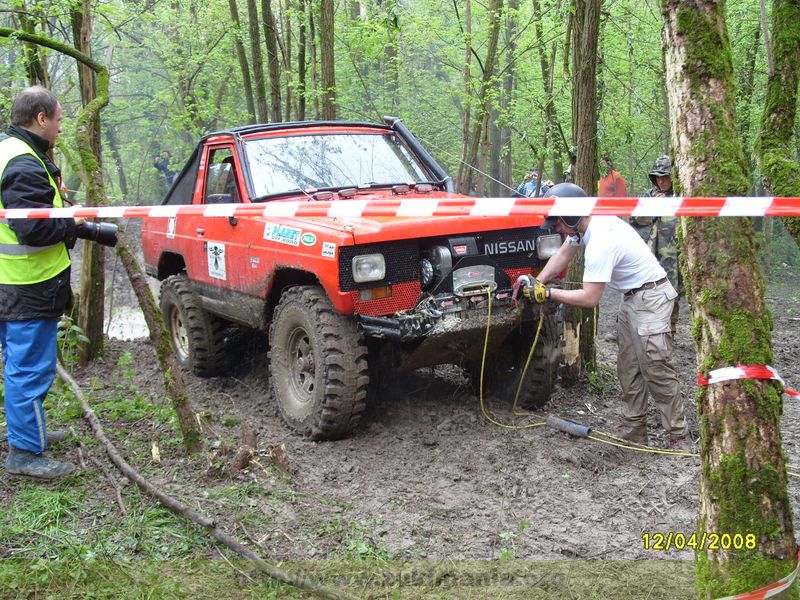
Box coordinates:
[531,183,689,450]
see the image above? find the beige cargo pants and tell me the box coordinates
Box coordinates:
[616,281,687,437]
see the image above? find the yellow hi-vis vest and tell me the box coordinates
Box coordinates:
[0,136,70,285]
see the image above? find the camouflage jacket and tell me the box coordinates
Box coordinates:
[630,187,681,292]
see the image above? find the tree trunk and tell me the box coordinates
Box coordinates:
[246,0,269,122]
[309,0,320,118]
[115,236,201,452]
[534,0,563,184]
[319,0,336,119]
[755,0,800,248]
[737,25,762,187]
[383,5,399,111]
[760,0,776,77]
[455,0,473,194]
[282,0,296,119]
[15,8,49,87]
[571,0,599,194]
[228,0,257,123]
[663,1,797,596]
[298,0,308,120]
[462,0,503,196]
[104,126,129,200]
[262,0,283,121]
[497,0,517,194]
[562,0,600,383]
[71,0,106,365]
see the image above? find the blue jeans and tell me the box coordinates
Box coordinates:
[0,319,58,453]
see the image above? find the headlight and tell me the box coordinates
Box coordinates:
[352,254,386,283]
[536,234,563,259]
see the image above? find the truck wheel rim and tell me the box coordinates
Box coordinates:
[287,326,315,407]
[169,308,190,361]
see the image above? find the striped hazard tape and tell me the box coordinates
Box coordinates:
[714,551,800,600]
[3,196,800,220]
[698,364,800,397]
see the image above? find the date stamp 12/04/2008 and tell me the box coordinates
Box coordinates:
[642,532,757,552]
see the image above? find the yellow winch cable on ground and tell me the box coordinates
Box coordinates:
[477,288,546,430]
[474,287,800,463]
[477,287,702,457]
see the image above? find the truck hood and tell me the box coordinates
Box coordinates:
[271,191,547,244]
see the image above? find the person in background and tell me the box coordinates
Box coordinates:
[516,168,551,197]
[153,149,177,186]
[0,86,83,479]
[528,182,690,451]
[631,155,682,336]
[598,156,628,198]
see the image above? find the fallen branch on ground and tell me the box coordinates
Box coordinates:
[57,362,358,600]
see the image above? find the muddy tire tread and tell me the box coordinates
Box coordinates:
[268,286,369,440]
[160,274,228,377]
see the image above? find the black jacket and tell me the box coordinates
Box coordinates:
[0,125,75,321]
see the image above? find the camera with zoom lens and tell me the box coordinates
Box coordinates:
[74,221,118,247]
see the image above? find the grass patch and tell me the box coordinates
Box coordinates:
[0,559,698,599]
[0,559,299,599]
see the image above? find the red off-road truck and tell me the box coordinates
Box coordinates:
[142,117,564,439]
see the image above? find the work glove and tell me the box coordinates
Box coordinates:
[523,279,550,303]
[532,281,550,303]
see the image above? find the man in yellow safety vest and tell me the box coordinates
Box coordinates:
[0,86,84,480]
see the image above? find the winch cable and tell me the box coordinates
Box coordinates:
[477,288,700,457]
[477,287,546,430]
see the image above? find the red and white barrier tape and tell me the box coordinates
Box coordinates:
[4,196,800,220]
[715,551,800,600]
[698,364,799,397]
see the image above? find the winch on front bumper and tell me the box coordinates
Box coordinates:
[357,255,520,342]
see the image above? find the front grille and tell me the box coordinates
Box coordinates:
[350,281,422,316]
[339,240,419,291]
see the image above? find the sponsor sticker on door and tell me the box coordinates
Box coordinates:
[264,223,302,246]
[207,242,226,280]
[301,232,317,246]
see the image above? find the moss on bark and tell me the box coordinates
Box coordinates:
[663,1,797,596]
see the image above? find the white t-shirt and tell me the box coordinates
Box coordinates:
[571,216,666,292]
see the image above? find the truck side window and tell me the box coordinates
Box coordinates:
[206,148,241,204]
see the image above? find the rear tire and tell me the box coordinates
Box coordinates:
[469,312,561,408]
[268,286,369,440]
[160,274,228,377]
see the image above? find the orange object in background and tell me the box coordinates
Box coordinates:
[598,170,628,198]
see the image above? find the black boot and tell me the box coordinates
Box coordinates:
[6,446,75,480]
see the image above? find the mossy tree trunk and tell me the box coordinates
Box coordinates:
[0,28,202,454]
[755,0,800,247]
[661,2,797,597]
[71,0,106,365]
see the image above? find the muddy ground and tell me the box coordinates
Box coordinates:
[5,229,800,571]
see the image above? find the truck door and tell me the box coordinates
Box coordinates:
[195,145,252,293]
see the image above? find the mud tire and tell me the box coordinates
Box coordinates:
[160,274,228,377]
[470,312,561,408]
[268,286,369,440]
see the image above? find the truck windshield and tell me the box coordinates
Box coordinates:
[243,132,431,198]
